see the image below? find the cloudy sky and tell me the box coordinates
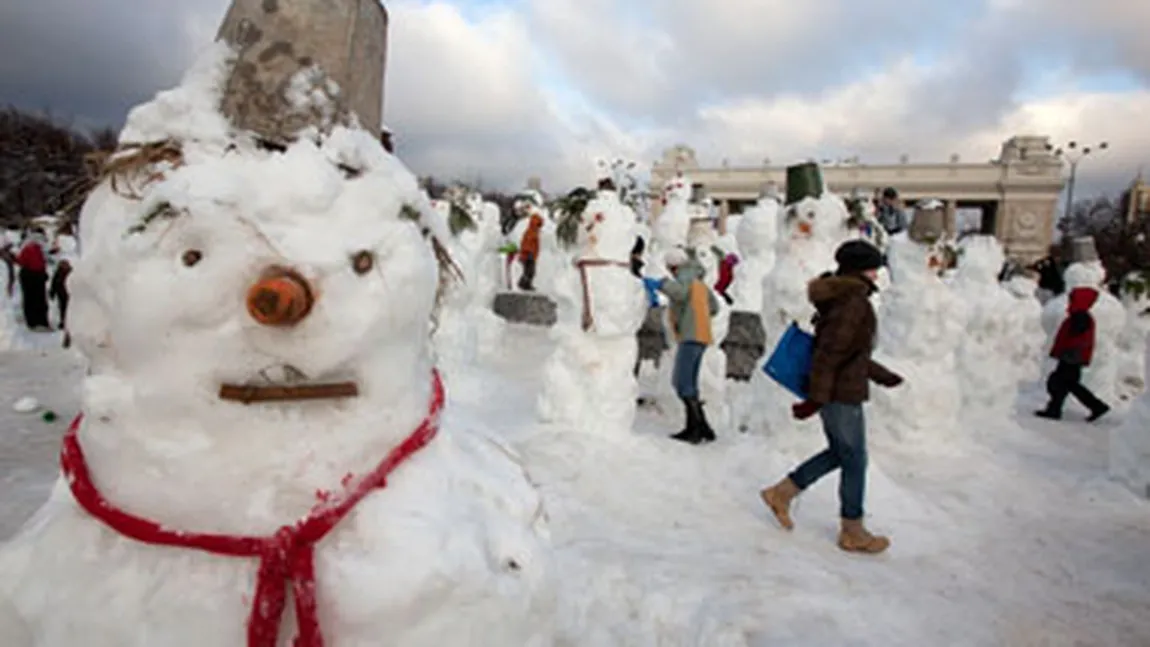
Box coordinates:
[2,0,1148,197]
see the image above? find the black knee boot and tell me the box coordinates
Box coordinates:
[692,399,716,444]
[671,398,701,444]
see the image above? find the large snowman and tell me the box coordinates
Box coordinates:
[537,180,647,434]
[869,237,967,443]
[1040,260,1125,406]
[951,236,1042,418]
[749,163,854,444]
[0,40,555,647]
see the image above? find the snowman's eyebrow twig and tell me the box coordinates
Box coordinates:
[231,214,283,257]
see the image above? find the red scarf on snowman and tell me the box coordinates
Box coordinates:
[60,371,445,647]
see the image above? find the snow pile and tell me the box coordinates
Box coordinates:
[0,45,556,646]
[952,236,1042,417]
[1040,262,1125,406]
[730,194,780,312]
[871,237,967,443]
[538,189,647,434]
[1116,282,1150,402]
[1111,361,1150,498]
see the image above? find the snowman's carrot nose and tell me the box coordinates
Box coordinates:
[247,268,314,327]
[798,221,813,235]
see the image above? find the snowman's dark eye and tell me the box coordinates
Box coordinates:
[351,250,374,275]
[182,250,203,267]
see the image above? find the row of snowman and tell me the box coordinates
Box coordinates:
[430,160,1148,456]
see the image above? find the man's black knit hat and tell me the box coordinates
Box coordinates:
[834,240,885,274]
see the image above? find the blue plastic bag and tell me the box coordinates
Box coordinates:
[762,321,814,400]
[642,277,663,308]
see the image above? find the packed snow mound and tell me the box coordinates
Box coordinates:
[0,45,555,647]
[952,236,1041,415]
[1116,287,1150,401]
[872,238,967,442]
[1111,378,1150,498]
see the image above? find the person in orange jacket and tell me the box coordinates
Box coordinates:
[517,211,544,291]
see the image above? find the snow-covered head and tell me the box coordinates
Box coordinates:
[662,173,692,204]
[955,235,1005,284]
[577,190,635,261]
[781,193,851,243]
[1065,260,1107,289]
[885,237,935,285]
[70,45,450,424]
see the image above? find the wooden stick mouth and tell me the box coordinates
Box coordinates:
[218,382,359,405]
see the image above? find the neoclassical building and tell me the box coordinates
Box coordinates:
[650,135,1067,262]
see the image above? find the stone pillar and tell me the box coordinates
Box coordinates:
[718,200,731,235]
[944,200,957,237]
[998,195,1057,263]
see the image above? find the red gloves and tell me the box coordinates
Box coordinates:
[792,401,822,421]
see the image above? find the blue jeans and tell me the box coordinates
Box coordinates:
[788,402,868,520]
[672,341,706,399]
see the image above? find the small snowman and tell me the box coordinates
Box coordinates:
[869,236,968,442]
[730,184,781,313]
[0,18,555,647]
[1040,258,1125,406]
[538,176,648,434]
[952,236,1042,418]
[650,172,693,274]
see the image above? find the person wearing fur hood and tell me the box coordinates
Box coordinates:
[760,240,904,554]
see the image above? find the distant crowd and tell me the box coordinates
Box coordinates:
[0,224,74,339]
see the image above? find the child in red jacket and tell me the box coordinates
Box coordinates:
[1036,286,1110,422]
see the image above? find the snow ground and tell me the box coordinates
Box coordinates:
[2,325,1149,646]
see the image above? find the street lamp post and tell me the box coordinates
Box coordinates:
[1046,140,1110,222]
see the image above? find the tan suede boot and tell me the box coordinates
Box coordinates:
[838,518,890,554]
[760,477,800,530]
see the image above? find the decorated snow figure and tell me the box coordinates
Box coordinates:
[538,182,647,434]
[721,185,777,410]
[1040,261,1125,406]
[0,13,555,647]
[650,172,693,274]
[869,237,967,442]
[747,162,854,440]
[430,189,497,373]
[952,236,1042,417]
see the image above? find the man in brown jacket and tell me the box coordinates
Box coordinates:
[760,240,904,554]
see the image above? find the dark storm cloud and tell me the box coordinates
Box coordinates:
[0,0,220,128]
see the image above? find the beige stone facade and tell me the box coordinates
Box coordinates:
[650,135,1067,263]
